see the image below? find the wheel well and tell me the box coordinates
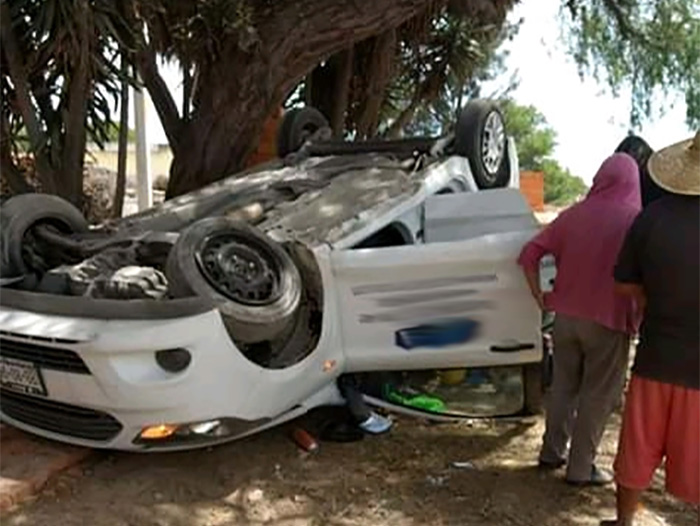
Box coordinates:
[436,179,467,195]
[352,222,412,249]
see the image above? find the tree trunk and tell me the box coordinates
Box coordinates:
[355,29,397,139]
[309,61,336,123]
[161,0,439,198]
[330,48,354,137]
[0,112,31,194]
[59,0,91,207]
[385,67,446,137]
[112,57,130,218]
[166,54,277,198]
[385,98,422,138]
[0,2,57,194]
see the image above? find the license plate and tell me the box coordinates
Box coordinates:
[0,357,47,396]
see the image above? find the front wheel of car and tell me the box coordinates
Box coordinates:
[166,217,302,344]
[454,99,511,189]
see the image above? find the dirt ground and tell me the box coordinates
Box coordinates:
[3,412,697,526]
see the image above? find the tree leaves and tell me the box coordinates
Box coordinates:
[561,0,700,128]
[1,0,138,202]
[501,100,587,205]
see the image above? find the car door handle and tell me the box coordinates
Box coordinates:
[490,342,536,353]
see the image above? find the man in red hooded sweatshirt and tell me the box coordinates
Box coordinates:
[517,153,642,486]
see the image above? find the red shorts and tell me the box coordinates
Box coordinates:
[614,375,700,504]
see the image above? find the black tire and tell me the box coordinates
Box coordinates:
[166,217,302,343]
[0,194,89,278]
[523,362,544,415]
[454,99,510,189]
[277,107,330,158]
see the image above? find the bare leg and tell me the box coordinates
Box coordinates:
[600,484,643,525]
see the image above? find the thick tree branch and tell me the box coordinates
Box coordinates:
[385,65,445,137]
[113,56,130,218]
[267,0,447,96]
[330,47,354,137]
[355,29,397,138]
[601,0,642,40]
[61,0,91,205]
[135,46,182,150]
[0,113,31,194]
[385,97,422,138]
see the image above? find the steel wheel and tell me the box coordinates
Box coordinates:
[481,111,506,180]
[166,217,302,344]
[453,99,511,189]
[195,233,282,306]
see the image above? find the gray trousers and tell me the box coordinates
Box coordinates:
[539,314,630,481]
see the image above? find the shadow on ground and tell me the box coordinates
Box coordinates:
[4,416,697,526]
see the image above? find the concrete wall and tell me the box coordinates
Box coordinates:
[86,107,283,182]
[86,145,172,185]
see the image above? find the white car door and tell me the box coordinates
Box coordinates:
[331,188,541,373]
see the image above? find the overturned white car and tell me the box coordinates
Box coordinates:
[0,100,549,450]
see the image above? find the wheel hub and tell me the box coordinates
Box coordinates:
[196,233,282,306]
[481,112,506,179]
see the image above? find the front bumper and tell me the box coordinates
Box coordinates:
[0,306,293,450]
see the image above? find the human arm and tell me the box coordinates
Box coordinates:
[517,222,560,310]
[614,215,647,316]
[523,268,547,311]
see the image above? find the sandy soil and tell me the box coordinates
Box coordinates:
[3,411,697,526]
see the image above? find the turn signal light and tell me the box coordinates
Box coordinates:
[139,424,179,440]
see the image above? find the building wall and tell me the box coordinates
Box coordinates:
[86,146,173,184]
[519,170,545,212]
[86,107,284,183]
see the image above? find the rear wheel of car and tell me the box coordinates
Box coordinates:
[0,194,89,277]
[277,107,330,158]
[454,99,510,189]
[166,217,302,344]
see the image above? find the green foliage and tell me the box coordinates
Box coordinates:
[1,0,136,150]
[9,123,135,148]
[501,99,587,205]
[499,100,556,171]
[385,10,520,137]
[104,123,136,144]
[540,158,588,205]
[561,0,700,128]
[138,0,263,63]
[1,0,137,200]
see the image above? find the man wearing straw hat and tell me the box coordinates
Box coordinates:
[602,132,700,525]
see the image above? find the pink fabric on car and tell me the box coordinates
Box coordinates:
[517,153,642,333]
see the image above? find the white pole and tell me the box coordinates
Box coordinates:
[133,84,153,210]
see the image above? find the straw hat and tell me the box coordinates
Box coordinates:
[647,131,700,196]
